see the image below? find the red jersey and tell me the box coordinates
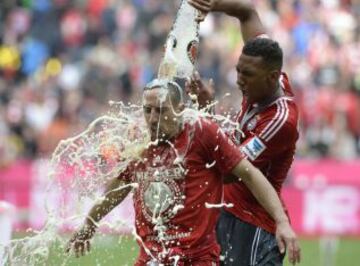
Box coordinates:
[120,117,244,265]
[225,73,299,234]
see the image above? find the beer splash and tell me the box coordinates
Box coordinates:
[49,102,149,195]
[2,98,242,265]
[2,102,150,265]
[1,1,244,264]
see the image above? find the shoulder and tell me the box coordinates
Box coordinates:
[191,117,221,133]
[257,97,298,142]
[189,117,229,147]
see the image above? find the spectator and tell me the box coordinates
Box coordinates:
[0,0,359,167]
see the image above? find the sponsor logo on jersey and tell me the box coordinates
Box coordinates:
[241,136,266,161]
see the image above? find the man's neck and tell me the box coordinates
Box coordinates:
[250,84,283,107]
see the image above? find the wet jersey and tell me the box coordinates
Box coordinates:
[120,117,244,264]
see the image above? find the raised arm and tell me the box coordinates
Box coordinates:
[66,178,132,257]
[188,0,266,42]
[231,159,301,265]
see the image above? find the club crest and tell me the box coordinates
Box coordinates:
[247,116,258,131]
[187,40,198,64]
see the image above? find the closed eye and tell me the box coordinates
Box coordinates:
[143,106,170,114]
[241,69,255,77]
[143,106,152,114]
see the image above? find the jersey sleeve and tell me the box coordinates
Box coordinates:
[200,119,245,176]
[240,100,298,163]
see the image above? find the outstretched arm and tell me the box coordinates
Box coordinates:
[231,159,301,265]
[66,178,132,257]
[188,0,266,42]
[186,1,267,107]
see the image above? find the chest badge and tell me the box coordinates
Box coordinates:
[247,116,258,131]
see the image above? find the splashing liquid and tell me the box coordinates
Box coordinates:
[2,1,243,264]
[3,103,150,265]
[3,98,242,265]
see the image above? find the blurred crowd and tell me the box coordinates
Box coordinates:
[0,0,360,168]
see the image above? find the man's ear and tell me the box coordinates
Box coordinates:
[268,69,281,84]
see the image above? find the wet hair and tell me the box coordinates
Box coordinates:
[143,79,184,106]
[242,38,283,70]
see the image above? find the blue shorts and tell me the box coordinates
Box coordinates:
[216,210,284,266]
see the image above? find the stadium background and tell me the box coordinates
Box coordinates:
[0,0,360,265]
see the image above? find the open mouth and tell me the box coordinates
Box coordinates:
[150,124,158,132]
[239,86,248,96]
[238,82,246,92]
[150,130,158,138]
[150,127,161,139]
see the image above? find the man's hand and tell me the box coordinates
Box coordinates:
[275,220,301,265]
[66,224,96,258]
[188,0,216,12]
[185,71,215,110]
[188,0,214,22]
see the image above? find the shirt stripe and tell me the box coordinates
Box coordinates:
[260,99,290,142]
[265,100,289,141]
[250,228,261,265]
[259,101,282,139]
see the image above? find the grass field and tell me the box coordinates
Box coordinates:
[10,234,360,265]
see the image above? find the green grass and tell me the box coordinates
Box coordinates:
[284,237,360,266]
[52,235,139,266]
[9,234,138,266]
[9,234,360,265]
